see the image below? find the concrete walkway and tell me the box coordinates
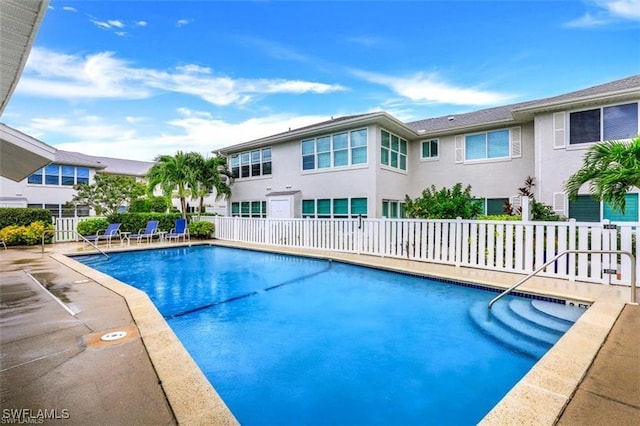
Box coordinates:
[1,242,638,424]
[1,247,176,425]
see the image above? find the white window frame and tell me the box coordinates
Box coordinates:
[420,139,439,161]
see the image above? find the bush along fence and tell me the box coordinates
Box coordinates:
[209,216,639,287]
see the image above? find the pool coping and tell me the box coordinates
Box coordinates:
[54,241,633,424]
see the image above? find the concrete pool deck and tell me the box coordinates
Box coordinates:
[1,240,638,424]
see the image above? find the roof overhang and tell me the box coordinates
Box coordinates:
[0,0,52,181]
[511,87,640,120]
[0,0,49,115]
[0,123,56,181]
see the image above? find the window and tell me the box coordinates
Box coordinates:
[568,193,639,222]
[380,130,407,171]
[27,168,43,184]
[76,167,89,185]
[61,166,75,186]
[603,194,638,222]
[421,139,439,159]
[27,164,90,186]
[568,196,600,222]
[333,198,348,218]
[301,129,368,171]
[570,103,638,145]
[45,165,60,185]
[26,203,94,217]
[382,200,405,218]
[486,198,508,215]
[231,200,267,217]
[465,130,509,161]
[302,197,368,218]
[350,198,367,217]
[230,148,272,179]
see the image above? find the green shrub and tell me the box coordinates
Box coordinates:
[0,208,53,229]
[188,221,215,239]
[129,196,169,213]
[106,212,184,233]
[77,218,110,236]
[478,214,522,221]
[404,183,483,219]
[0,221,54,246]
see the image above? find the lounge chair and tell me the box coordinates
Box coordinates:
[166,218,190,243]
[130,220,159,244]
[83,223,121,247]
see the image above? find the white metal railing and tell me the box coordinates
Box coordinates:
[212,217,639,287]
[488,249,637,309]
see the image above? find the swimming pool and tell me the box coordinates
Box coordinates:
[79,245,572,425]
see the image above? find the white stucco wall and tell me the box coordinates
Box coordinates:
[407,123,536,202]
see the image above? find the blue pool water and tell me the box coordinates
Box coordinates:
[78,246,540,425]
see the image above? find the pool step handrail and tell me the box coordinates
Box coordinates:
[41,230,109,259]
[488,249,637,310]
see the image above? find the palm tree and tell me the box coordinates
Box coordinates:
[564,136,640,214]
[146,151,195,218]
[188,153,232,219]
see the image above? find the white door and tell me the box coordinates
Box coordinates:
[269,198,291,218]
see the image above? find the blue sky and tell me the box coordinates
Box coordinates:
[3,0,639,161]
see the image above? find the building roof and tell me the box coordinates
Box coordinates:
[0,1,52,182]
[218,112,414,154]
[55,150,154,177]
[221,74,640,152]
[407,74,640,136]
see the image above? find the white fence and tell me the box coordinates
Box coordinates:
[211,216,639,287]
[52,216,638,286]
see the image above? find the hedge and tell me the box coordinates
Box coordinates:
[0,208,53,229]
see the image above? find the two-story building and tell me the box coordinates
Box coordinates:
[218,74,640,222]
[0,123,154,217]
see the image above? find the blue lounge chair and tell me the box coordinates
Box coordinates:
[131,220,159,243]
[166,218,190,242]
[84,223,121,247]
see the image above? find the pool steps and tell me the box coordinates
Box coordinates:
[469,298,586,359]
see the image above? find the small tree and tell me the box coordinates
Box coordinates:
[146,151,194,219]
[565,136,640,214]
[70,174,146,216]
[186,153,232,220]
[404,183,483,219]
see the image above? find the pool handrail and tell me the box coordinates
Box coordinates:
[488,249,637,310]
[41,229,109,259]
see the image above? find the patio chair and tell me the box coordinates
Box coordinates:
[166,218,190,243]
[83,223,121,247]
[130,220,159,244]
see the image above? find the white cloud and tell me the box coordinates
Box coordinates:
[176,19,192,27]
[108,20,125,28]
[90,19,112,30]
[136,21,148,27]
[597,0,640,20]
[18,47,344,105]
[566,0,640,27]
[24,111,328,161]
[352,70,512,106]
[62,6,77,12]
[18,48,151,99]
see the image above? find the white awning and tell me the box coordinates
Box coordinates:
[0,123,56,182]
